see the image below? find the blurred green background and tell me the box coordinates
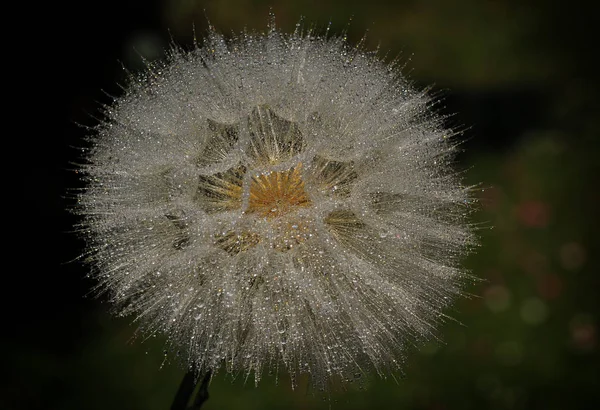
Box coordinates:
[16,0,598,409]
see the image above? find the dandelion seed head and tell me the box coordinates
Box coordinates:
[77,22,476,390]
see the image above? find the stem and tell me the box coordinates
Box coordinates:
[191,371,212,409]
[170,369,212,410]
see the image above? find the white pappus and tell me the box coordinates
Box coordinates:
[76,21,477,390]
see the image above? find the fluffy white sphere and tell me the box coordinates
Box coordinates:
[77,24,476,389]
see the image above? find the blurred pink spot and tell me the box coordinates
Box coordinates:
[536,273,563,300]
[515,200,551,228]
[570,319,597,351]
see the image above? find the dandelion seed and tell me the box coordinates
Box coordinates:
[76,21,476,390]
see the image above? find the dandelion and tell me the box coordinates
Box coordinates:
[76,21,476,391]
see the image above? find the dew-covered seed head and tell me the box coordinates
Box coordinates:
[76,22,477,390]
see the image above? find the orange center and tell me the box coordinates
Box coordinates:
[246,163,311,218]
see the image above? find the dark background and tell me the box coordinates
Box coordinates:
[13,0,599,409]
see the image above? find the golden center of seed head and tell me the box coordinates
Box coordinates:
[246,163,312,218]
